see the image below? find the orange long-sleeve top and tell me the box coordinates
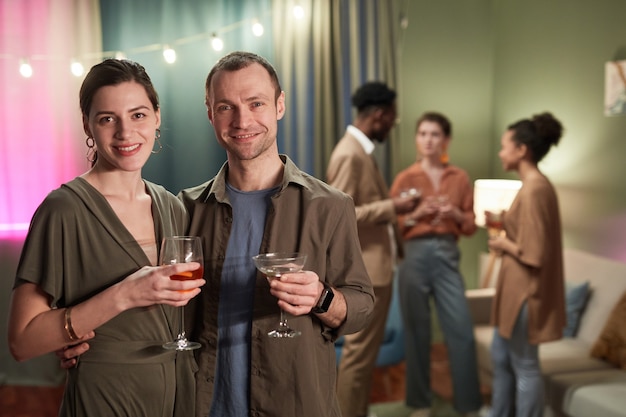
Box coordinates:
[389,161,477,241]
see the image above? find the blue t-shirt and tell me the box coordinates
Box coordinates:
[209,183,277,417]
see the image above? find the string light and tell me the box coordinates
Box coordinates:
[4,13,273,78]
[163,45,177,63]
[211,34,224,52]
[19,59,33,78]
[251,19,264,37]
[293,5,305,19]
[70,60,84,77]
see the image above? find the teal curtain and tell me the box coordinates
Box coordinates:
[99,0,402,190]
[99,0,273,193]
[272,0,403,181]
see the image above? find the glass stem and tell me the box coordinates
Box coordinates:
[178,306,186,341]
[279,309,288,328]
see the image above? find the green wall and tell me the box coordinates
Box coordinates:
[396,0,626,288]
[396,0,495,287]
[491,0,626,260]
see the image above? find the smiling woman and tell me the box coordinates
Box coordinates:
[7,59,204,417]
[0,0,102,239]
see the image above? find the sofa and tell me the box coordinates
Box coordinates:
[467,248,626,417]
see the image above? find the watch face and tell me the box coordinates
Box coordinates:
[315,287,334,313]
[312,286,333,314]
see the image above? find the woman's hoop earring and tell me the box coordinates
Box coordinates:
[152,129,163,154]
[85,137,96,162]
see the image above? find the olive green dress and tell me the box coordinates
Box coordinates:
[14,177,196,417]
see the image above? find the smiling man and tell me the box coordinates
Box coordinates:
[179,51,374,417]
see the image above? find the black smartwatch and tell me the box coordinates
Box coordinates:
[312,282,334,314]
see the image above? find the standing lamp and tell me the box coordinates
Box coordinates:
[473,179,522,287]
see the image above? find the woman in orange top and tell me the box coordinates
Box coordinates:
[390,112,481,417]
[487,112,565,417]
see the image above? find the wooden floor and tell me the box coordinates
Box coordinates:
[0,344,485,416]
[370,343,488,404]
[0,384,64,417]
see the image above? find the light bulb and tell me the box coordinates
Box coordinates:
[115,51,127,60]
[293,5,305,19]
[211,35,224,52]
[71,61,84,77]
[19,59,33,78]
[163,46,176,64]
[252,21,264,37]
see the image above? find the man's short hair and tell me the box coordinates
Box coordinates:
[351,81,396,113]
[205,51,282,105]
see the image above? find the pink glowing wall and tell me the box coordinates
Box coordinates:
[0,0,89,239]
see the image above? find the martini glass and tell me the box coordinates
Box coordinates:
[252,252,307,338]
[161,236,203,351]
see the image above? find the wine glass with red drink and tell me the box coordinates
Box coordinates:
[485,210,505,238]
[160,236,203,350]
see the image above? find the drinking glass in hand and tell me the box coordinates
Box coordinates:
[485,210,505,238]
[400,188,421,227]
[161,236,203,351]
[431,194,449,225]
[252,252,307,338]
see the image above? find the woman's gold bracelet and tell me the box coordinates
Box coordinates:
[64,307,79,342]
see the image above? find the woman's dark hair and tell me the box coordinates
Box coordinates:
[79,59,159,166]
[508,112,563,163]
[415,112,452,137]
[80,59,159,117]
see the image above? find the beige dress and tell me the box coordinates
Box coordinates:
[491,174,566,344]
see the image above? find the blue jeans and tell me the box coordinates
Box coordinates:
[490,303,543,417]
[399,235,482,413]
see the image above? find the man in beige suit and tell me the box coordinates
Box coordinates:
[327,82,418,417]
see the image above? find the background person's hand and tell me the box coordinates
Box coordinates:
[392,191,420,214]
[410,197,439,220]
[487,235,507,256]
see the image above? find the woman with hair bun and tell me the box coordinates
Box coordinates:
[487,112,566,417]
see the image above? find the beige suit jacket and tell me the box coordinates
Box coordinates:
[327,132,402,287]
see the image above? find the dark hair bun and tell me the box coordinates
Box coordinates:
[532,112,563,147]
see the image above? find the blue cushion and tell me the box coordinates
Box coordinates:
[335,275,405,367]
[564,281,591,337]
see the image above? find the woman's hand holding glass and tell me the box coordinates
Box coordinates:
[118,262,205,308]
[402,196,435,227]
[160,236,204,350]
[55,258,205,367]
[404,194,462,227]
[430,194,451,224]
[485,210,507,256]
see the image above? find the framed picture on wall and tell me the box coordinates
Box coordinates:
[605,60,626,116]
